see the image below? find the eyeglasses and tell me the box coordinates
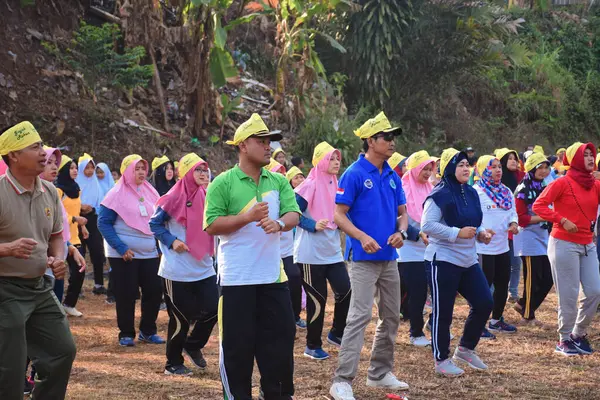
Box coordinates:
[372,132,396,142]
[195,168,209,174]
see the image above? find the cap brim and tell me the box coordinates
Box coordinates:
[382,126,402,135]
[253,131,283,142]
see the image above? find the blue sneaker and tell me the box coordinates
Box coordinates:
[480,328,496,340]
[327,332,342,347]
[555,340,579,356]
[488,317,517,334]
[303,347,330,360]
[119,337,135,347]
[296,318,307,329]
[138,333,166,344]
[570,334,593,355]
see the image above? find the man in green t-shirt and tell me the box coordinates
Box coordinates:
[204,113,300,400]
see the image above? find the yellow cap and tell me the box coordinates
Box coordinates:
[533,145,544,155]
[476,155,495,176]
[312,141,336,167]
[524,152,549,173]
[440,148,460,176]
[266,158,285,174]
[286,166,304,182]
[152,155,170,171]
[178,153,204,178]
[388,153,405,170]
[120,154,142,175]
[272,148,285,158]
[59,155,73,171]
[565,142,584,167]
[78,153,94,166]
[556,147,566,155]
[354,112,401,139]
[0,121,42,156]
[596,153,600,168]
[495,148,519,162]
[406,150,434,171]
[226,114,281,145]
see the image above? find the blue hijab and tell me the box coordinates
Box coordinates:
[76,158,102,209]
[96,162,115,200]
[427,151,483,228]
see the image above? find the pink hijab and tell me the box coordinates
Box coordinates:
[0,159,7,176]
[101,158,159,235]
[401,158,434,223]
[156,160,214,260]
[41,147,71,243]
[295,149,340,230]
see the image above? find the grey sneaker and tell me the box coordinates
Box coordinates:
[435,359,464,377]
[453,346,488,370]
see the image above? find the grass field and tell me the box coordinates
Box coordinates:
[60,278,600,400]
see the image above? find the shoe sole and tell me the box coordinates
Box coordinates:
[119,343,135,347]
[411,342,431,347]
[366,381,409,390]
[327,337,342,347]
[183,349,207,370]
[554,349,579,357]
[572,346,593,355]
[453,355,488,371]
[435,369,464,377]
[303,353,330,360]
[164,370,193,376]
[138,338,165,344]
[488,328,516,334]
[329,388,356,400]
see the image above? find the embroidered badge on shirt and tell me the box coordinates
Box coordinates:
[390,179,396,189]
[364,179,373,189]
[45,207,51,218]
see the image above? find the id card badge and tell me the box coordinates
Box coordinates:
[139,204,148,217]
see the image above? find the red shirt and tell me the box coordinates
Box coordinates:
[533,176,600,245]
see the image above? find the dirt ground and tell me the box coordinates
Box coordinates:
[58,277,600,400]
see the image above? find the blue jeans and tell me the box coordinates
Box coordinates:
[508,239,522,298]
[426,259,493,362]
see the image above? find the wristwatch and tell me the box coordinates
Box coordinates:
[399,229,407,240]
[276,219,286,231]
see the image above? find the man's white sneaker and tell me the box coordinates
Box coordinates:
[63,306,83,317]
[435,359,464,377]
[329,382,355,400]
[453,346,488,370]
[366,372,409,390]
[410,336,431,347]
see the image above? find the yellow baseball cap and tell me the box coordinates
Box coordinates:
[0,121,42,156]
[476,155,495,176]
[59,155,73,171]
[495,148,519,162]
[286,166,304,182]
[354,112,402,139]
[388,153,405,170]
[120,154,142,175]
[524,152,549,173]
[440,148,460,176]
[152,155,170,171]
[226,114,282,145]
[312,141,337,167]
[178,153,205,178]
[406,150,435,170]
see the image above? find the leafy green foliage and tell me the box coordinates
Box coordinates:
[43,22,153,93]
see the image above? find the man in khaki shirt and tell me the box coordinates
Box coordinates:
[0,121,76,400]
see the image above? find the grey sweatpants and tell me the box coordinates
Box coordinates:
[548,237,600,341]
[333,260,401,384]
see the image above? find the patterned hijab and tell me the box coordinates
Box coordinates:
[476,155,513,210]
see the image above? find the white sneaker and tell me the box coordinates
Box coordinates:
[453,346,488,370]
[64,306,83,317]
[435,359,464,377]
[366,372,409,390]
[329,382,355,400]
[410,336,431,347]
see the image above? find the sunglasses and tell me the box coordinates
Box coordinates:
[371,132,396,142]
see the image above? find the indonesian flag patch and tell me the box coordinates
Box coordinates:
[336,188,344,195]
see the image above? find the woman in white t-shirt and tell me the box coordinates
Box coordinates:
[294,142,350,361]
[474,156,519,338]
[396,151,435,347]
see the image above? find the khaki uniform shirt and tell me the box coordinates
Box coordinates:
[0,170,63,278]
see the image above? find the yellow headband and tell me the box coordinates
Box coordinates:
[78,153,94,167]
[524,153,549,173]
[152,155,170,171]
[476,155,496,176]
[120,154,142,175]
[406,150,434,171]
[286,166,304,182]
[179,153,205,178]
[0,121,42,156]
[440,148,460,176]
[354,112,401,139]
[388,152,405,170]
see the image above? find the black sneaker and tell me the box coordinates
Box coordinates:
[183,348,207,370]
[164,364,193,376]
[24,377,34,395]
[555,339,579,356]
[92,286,107,295]
[570,334,593,355]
